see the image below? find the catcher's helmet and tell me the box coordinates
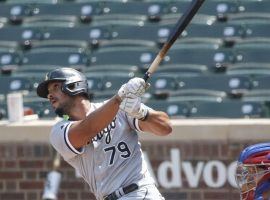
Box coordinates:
[235,143,270,200]
[37,68,88,98]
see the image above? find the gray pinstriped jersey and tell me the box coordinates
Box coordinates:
[50,101,155,200]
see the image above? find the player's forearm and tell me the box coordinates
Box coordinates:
[69,95,121,147]
[139,110,172,136]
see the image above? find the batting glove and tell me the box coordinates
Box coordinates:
[117,77,149,100]
[120,94,149,121]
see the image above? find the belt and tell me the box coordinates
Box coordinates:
[104,183,138,200]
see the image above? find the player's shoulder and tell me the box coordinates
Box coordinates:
[51,118,72,134]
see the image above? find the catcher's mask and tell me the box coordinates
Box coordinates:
[235,143,270,200]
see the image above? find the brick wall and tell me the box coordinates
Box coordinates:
[0,140,258,200]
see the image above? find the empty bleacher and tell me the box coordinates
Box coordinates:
[0,0,270,120]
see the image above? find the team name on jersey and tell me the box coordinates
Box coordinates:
[92,117,116,144]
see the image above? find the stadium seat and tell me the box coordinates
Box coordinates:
[0,51,21,68]
[243,24,270,39]
[102,73,131,92]
[242,90,270,105]
[0,3,30,24]
[238,1,270,15]
[85,64,140,77]
[108,25,165,48]
[41,26,111,49]
[13,65,72,75]
[22,48,90,67]
[0,27,43,49]
[189,101,267,118]
[89,73,132,101]
[30,3,100,23]
[251,76,270,90]
[85,73,103,94]
[100,1,168,22]
[176,75,251,97]
[22,15,79,28]
[6,0,62,3]
[227,13,270,26]
[161,13,216,28]
[233,40,270,64]
[163,43,234,72]
[168,0,239,21]
[168,89,227,103]
[0,76,35,94]
[146,99,190,118]
[0,41,19,52]
[226,63,270,76]
[90,46,158,72]
[0,17,8,27]
[30,40,89,51]
[23,95,56,119]
[154,64,209,76]
[147,74,178,99]
[182,22,245,46]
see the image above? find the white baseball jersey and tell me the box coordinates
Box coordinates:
[50,101,155,200]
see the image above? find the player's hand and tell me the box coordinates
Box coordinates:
[120,94,149,121]
[117,77,149,100]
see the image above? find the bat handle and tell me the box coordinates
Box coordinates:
[143,71,151,82]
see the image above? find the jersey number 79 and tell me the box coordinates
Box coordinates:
[104,141,131,166]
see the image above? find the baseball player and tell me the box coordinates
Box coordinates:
[235,143,270,200]
[36,68,172,200]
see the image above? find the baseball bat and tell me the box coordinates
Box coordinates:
[143,0,205,81]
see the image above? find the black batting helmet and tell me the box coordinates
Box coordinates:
[37,68,88,98]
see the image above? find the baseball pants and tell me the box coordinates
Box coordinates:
[119,184,165,200]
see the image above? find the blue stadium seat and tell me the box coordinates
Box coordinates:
[22,48,90,67]
[6,0,62,3]
[0,3,32,23]
[0,76,34,94]
[243,24,270,39]
[85,65,140,77]
[189,101,267,118]
[29,2,100,23]
[22,15,79,28]
[182,22,245,45]
[176,74,251,97]
[146,99,190,118]
[147,74,178,99]
[90,46,158,72]
[163,43,234,72]
[41,26,111,49]
[100,1,168,22]
[233,40,270,64]
[155,64,209,76]
[168,0,239,21]
[226,63,270,76]
[0,51,21,68]
[168,89,227,103]
[23,96,56,118]
[0,17,8,27]
[0,27,42,49]
[251,76,270,90]
[238,1,270,14]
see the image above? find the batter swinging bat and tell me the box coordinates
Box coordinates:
[143,0,205,81]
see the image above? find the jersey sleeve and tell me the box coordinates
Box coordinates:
[50,120,85,161]
[121,103,153,132]
[119,110,143,132]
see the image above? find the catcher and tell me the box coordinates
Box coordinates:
[235,143,270,200]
